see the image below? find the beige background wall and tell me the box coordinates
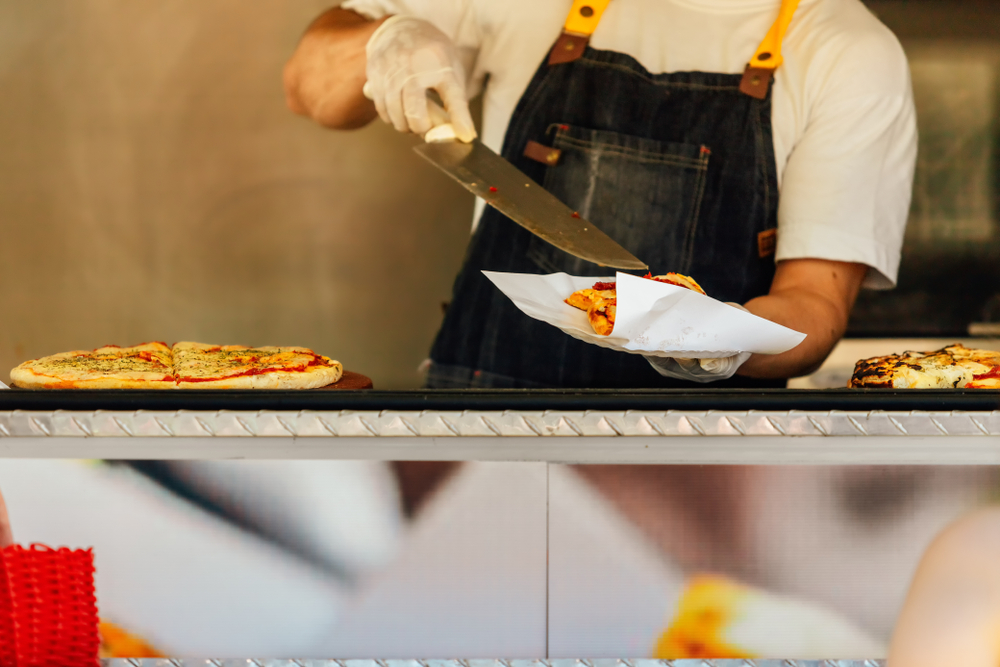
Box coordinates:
[2,1,997,389]
[0,1,474,389]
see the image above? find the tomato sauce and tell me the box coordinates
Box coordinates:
[973,366,1000,381]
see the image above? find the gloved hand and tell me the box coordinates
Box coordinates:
[364,15,477,142]
[644,303,753,383]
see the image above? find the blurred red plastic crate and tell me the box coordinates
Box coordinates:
[0,544,99,667]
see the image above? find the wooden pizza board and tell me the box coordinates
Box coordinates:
[317,370,374,390]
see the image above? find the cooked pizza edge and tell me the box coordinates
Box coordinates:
[175,362,343,390]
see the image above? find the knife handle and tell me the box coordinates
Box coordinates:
[424,94,459,143]
[363,83,460,143]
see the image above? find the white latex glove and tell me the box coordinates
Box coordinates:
[364,15,477,142]
[644,303,753,383]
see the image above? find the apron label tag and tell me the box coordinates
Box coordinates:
[549,32,588,65]
[524,140,562,166]
[758,228,778,258]
[739,65,774,99]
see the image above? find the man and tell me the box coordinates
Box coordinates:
[284,0,915,388]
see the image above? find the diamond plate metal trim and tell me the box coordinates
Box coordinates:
[100,661,886,667]
[2,409,1000,438]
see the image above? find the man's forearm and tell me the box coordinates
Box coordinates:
[283,8,385,129]
[736,259,866,380]
[738,289,848,379]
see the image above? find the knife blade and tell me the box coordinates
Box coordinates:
[413,127,648,271]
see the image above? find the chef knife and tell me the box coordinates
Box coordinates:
[412,99,648,271]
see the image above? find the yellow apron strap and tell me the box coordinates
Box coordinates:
[549,0,613,65]
[548,0,801,96]
[740,0,802,98]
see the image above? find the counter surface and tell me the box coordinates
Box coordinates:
[1,409,999,463]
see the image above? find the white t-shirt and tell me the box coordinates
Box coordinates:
[343,0,917,289]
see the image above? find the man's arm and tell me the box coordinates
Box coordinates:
[737,258,867,379]
[283,8,386,129]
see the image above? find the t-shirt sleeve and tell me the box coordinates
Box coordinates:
[340,0,484,94]
[775,25,917,290]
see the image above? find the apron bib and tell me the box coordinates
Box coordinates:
[427,0,799,389]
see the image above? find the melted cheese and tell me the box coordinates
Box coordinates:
[892,354,971,389]
[851,344,1000,389]
[172,342,333,381]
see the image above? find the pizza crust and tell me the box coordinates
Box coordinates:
[174,363,342,389]
[11,377,178,390]
[194,368,339,389]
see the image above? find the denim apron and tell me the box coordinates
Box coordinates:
[427,0,799,389]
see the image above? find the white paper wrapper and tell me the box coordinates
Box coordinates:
[0,381,8,390]
[484,271,806,359]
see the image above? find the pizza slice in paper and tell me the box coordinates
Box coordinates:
[565,273,707,336]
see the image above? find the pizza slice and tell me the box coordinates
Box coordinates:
[172,341,343,389]
[565,272,707,336]
[850,344,1000,389]
[9,342,176,389]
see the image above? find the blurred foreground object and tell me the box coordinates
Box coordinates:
[98,621,164,658]
[888,508,1000,667]
[0,492,10,549]
[0,544,99,667]
[656,575,883,659]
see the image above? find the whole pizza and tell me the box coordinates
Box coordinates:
[850,344,1000,389]
[10,341,343,390]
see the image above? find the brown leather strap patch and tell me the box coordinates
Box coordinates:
[739,65,774,99]
[758,228,778,258]
[549,32,588,65]
[524,140,562,166]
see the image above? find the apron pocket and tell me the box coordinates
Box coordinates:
[527,124,710,276]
